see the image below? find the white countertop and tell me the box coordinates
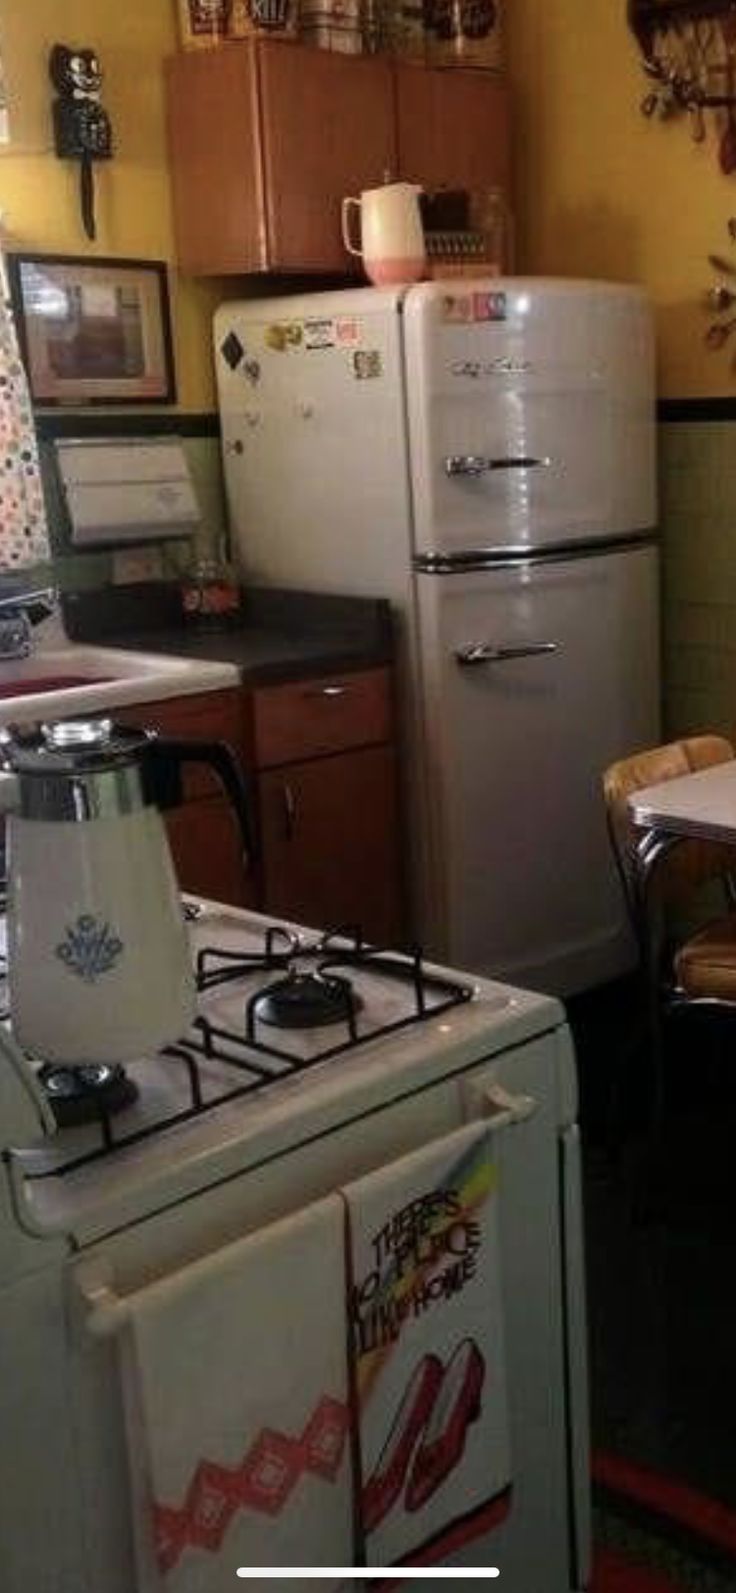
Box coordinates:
[629,759,736,844]
[0,618,239,727]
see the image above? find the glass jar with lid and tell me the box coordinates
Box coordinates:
[180,549,241,629]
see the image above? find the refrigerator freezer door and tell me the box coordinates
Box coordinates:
[403,278,657,557]
[214,290,413,599]
[413,541,660,993]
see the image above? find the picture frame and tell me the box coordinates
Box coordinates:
[6,253,176,406]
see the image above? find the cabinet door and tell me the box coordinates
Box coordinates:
[259,745,403,943]
[165,45,265,274]
[257,41,396,271]
[165,796,256,908]
[395,64,510,194]
[115,690,255,906]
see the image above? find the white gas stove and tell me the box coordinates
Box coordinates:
[0,899,590,1592]
[2,900,560,1239]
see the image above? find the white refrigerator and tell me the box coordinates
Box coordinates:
[215,278,660,994]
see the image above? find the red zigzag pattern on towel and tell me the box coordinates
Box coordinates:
[152,1394,350,1574]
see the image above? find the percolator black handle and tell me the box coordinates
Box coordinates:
[144,736,257,867]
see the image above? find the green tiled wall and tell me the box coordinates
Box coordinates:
[660,422,736,741]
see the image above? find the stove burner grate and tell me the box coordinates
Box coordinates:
[13,925,475,1179]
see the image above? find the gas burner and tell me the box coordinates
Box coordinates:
[38,1063,138,1127]
[254,968,363,1030]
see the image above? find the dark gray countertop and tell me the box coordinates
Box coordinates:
[62,584,394,687]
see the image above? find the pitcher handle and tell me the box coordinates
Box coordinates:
[341,196,363,258]
[144,737,257,868]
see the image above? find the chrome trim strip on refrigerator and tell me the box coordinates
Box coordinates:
[413,529,658,574]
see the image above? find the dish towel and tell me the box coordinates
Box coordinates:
[120,1195,353,1593]
[0,256,50,571]
[342,1123,513,1570]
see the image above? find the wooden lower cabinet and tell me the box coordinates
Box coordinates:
[117,668,403,937]
[258,744,402,944]
[165,795,256,909]
[114,690,254,908]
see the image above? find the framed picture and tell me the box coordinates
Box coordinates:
[6,253,176,406]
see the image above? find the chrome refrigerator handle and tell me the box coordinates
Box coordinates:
[455,642,559,666]
[445,455,551,476]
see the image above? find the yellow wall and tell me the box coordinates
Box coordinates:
[507,0,736,397]
[2,0,729,404]
[0,0,220,411]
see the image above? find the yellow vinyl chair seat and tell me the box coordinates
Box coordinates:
[675,916,736,1001]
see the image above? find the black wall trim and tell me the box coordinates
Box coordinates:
[658,397,736,423]
[35,411,219,440]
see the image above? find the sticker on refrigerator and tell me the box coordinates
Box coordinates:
[336,316,361,347]
[304,317,335,351]
[352,350,383,380]
[441,294,473,325]
[220,331,244,371]
[264,321,303,352]
[473,291,508,323]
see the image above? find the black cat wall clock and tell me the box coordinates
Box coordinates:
[49,44,113,241]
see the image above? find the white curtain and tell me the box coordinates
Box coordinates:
[0,252,50,570]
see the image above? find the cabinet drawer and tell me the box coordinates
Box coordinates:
[115,690,244,799]
[252,668,392,766]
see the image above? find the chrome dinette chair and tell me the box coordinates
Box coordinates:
[603,735,736,1135]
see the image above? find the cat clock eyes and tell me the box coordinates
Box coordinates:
[49,43,113,241]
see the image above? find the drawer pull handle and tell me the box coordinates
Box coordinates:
[283,780,297,840]
[305,684,349,699]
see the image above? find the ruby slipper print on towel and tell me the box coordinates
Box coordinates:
[342,1123,513,1568]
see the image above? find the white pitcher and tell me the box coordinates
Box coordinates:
[341,182,425,286]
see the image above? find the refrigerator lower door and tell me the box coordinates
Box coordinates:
[413,540,660,993]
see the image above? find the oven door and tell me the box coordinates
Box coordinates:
[9,1030,588,1593]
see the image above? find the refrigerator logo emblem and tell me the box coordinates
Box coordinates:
[451,358,533,379]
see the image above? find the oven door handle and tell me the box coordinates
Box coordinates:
[69,1085,539,1343]
[70,1259,133,1341]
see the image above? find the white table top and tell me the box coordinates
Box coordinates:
[629,760,736,844]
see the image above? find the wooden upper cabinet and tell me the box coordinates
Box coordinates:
[165,40,395,275]
[258,42,395,272]
[165,46,265,275]
[394,63,510,194]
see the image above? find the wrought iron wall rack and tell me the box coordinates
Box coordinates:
[629,0,736,165]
